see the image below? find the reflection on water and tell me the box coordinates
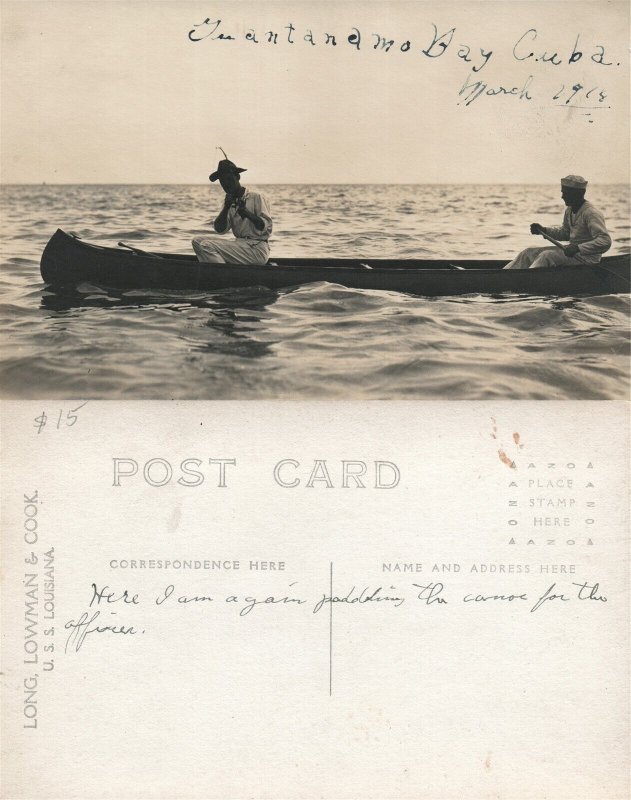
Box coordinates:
[1,183,629,399]
[40,284,284,363]
[40,284,283,313]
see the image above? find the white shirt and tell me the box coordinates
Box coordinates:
[546,200,612,257]
[215,189,272,243]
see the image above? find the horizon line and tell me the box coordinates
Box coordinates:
[3,181,630,187]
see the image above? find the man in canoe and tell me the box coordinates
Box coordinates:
[503,175,611,269]
[192,154,272,265]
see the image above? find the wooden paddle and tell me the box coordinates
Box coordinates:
[118,241,161,259]
[538,229,565,249]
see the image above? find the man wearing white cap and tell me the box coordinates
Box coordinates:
[504,176,611,270]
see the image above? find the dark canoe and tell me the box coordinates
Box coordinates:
[41,229,631,297]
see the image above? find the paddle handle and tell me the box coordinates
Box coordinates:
[118,241,145,255]
[118,242,162,258]
[539,229,564,249]
[118,241,161,259]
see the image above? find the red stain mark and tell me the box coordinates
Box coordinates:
[513,432,524,449]
[485,753,492,770]
[498,449,516,469]
[490,417,497,439]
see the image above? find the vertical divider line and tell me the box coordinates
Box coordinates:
[329,561,333,696]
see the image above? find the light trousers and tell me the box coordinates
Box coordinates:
[192,236,269,265]
[504,246,599,270]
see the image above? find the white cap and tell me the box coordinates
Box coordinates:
[561,175,587,189]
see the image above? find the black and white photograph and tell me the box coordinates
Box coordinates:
[1,3,630,800]
[1,0,629,399]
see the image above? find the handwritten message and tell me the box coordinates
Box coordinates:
[63,577,608,655]
[187,17,622,119]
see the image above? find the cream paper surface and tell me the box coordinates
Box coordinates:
[1,401,629,799]
[1,1,630,798]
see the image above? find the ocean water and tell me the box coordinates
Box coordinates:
[1,183,629,399]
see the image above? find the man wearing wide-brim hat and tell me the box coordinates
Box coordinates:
[192,156,272,265]
[504,176,612,270]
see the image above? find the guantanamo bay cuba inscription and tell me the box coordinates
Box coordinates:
[188,17,621,113]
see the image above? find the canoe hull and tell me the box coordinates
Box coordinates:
[40,229,631,297]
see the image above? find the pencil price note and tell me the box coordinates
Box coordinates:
[33,402,88,434]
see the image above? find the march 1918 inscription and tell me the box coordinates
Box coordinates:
[188,15,621,117]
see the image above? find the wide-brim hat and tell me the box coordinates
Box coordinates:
[209,159,247,182]
[561,175,587,189]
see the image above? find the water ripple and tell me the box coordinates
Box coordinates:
[1,183,629,399]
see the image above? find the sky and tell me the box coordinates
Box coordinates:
[1,0,629,184]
